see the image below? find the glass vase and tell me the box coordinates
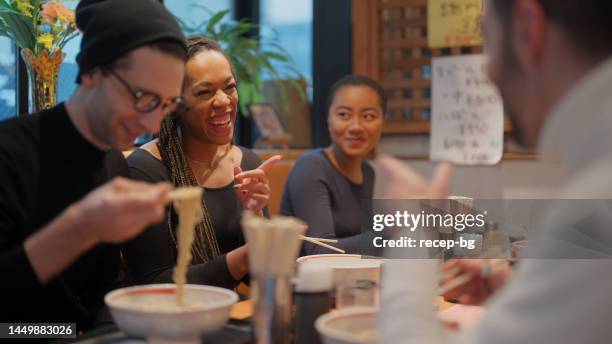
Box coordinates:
[20,48,64,113]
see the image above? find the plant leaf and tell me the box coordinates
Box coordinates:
[179,8,307,116]
[262,51,289,62]
[205,9,229,34]
[0,12,35,50]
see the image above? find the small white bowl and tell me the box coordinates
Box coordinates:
[297,254,384,287]
[105,284,238,343]
[315,307,379,344]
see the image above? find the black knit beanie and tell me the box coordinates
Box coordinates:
[75,0,187,82]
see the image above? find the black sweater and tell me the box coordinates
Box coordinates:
[0,104,128,330]
[124,146,263,290]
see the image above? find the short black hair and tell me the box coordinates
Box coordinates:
[490,0,612,57]
[327,74,387,113]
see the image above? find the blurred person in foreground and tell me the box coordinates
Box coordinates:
[0,0,187,331]
[378,0,612,343]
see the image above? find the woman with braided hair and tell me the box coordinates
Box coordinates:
[122,36,279,289]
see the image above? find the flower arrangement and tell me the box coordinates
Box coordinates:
[0,0,77,54]
[0,0,78,111]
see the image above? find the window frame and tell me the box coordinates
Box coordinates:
[16,48,28,116]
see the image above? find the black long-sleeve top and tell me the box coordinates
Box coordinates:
[279,149,376,255]
[124,146,263,290]
[0,104,128,330]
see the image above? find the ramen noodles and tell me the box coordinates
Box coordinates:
[114,298,206,312]
[169,187,203,306]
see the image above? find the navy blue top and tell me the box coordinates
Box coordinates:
[280,149,375,255]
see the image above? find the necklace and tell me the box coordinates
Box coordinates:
[186,145,232,186]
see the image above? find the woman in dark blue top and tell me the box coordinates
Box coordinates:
[280,75,385,255]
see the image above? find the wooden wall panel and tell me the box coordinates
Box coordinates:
[353,0,495,135]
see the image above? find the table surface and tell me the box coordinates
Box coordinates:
[69,320,253,344]
[70,297,467,343]
[229,296,456,319]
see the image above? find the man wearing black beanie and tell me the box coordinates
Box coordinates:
[0,0,188,334]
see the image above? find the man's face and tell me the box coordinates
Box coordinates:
[483,1,541,148]
[86,46,185,150]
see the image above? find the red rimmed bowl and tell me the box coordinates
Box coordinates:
[315,307,379,344]
[105,284,238,343]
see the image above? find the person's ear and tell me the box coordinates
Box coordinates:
[81,67,104,88]
[512,0,548,66]
[327,111,333,135]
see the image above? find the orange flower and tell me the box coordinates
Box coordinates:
[41,2,74,25]
[56,4,75,25]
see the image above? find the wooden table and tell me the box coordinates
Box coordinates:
[230,296,457,320]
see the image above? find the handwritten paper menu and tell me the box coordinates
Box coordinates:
[428,0,484,48]
[430,55,504,165]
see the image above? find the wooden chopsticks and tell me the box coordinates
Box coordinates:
[299,235,345,253]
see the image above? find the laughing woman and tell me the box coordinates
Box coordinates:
[123,36,278,289]
[280,75,385,255]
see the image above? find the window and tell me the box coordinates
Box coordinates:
[260,0,313,98]
[165,0,234,28]
[58,1,80,103]
[0,37,16,120]
[57,36,81,103]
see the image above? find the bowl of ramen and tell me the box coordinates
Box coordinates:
[297,254,385,287]
[316,307,379,344]
[105,284,238,343]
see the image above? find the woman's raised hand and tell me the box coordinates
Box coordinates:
[234,155,282,213]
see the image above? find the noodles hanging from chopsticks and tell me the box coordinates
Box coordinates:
[170,187,203,306]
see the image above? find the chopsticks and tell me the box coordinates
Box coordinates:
[301,236,338,243]
[299,235,345,254]
[437,272,474,295]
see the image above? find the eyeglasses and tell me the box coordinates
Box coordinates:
[107,69,187,115]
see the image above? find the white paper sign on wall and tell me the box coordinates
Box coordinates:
[430,54,504,165]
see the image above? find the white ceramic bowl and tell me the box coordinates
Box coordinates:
[105,284,238,343]
[296,254,384,287]
[315,307,379,344]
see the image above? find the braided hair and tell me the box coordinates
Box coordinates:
[158,36,233,263]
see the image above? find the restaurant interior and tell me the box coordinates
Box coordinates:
[1,0,611,343]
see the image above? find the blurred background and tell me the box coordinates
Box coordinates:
[0,0,563,205]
